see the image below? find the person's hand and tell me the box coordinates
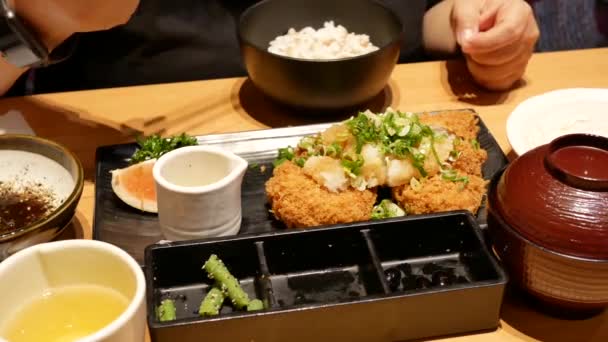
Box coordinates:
[12,0,140,51]
[451,0,539,91]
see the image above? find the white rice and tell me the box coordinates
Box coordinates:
[268,21,379,60]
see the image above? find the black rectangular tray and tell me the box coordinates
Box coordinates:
[94,109,508,264]
[145,211,507,342]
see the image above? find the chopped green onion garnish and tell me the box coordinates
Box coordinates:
[371,199,406,220]
[471,139,480,150]
[441,169,469,184]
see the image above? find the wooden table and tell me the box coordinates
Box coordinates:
[1,47,607,341]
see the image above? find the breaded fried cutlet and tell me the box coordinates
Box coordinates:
[452,139,488,176]
[392,174,488,215]
[265,161,377,228]
[419,111,480,141]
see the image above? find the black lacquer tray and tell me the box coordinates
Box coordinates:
[93,109,508,264]
[145,211,507,342]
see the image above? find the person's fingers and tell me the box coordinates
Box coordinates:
[451,0,483,48]
[464,1,533,54]
[478,0,504,31]
[468,16,537,66]
[467,52,529,81]
[466,53,529,91]
[468,39,528,66]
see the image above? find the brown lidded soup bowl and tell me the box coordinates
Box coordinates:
[487,133,608,314]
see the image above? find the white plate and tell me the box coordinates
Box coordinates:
[507,88,608,156]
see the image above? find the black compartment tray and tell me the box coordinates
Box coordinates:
[145,211,507,342]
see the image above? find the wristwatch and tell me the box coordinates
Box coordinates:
[0,0,75,68]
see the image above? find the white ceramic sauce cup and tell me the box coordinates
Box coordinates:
[152,145,248,241]
[0,240,146,342]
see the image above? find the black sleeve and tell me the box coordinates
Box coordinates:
[426,0,443,10]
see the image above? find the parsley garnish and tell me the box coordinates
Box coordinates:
[130,133,198,164]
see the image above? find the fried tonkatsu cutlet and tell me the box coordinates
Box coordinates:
[265,161,377,228]
[392,174,488,215]
[419,111,480,141]
[452,139,487,176]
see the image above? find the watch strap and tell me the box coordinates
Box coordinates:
[1,0,76,68]
[1,16,47,67]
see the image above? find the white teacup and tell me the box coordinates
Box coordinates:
[152,145,248,241]
[0,240,146,342]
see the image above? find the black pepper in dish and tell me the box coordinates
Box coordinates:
[0,182,56,234]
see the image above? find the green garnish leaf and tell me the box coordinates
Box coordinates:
[449,149,462,161]
[341,155,365,177]
[294,157,306,167]
[409,177,422,191]
[471,139,480,150]
[325,143,343,157]
[441,169,469,185]
[371,199,406,220]
[130,133,198,164]
[346,113,380,153]
[412,152,428,177]
[273,146,295,167]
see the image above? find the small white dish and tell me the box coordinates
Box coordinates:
[507,88,608,156]
[0,240,146,342]
[152,145,248,241]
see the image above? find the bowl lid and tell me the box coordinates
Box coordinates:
[495,134,608,259]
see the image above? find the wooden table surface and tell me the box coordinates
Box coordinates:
[1,47,607,341]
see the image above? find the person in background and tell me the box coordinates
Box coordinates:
[1,0,539,97]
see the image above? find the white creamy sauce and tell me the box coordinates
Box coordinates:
[0,150,75,207]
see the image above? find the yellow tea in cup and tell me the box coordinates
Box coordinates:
[0,284,129,342]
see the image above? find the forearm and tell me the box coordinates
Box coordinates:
[423,0,459,57]
[1,0,139,97]
[0,57,27,96]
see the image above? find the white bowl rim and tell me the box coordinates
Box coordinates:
[506,88,608,156]
[153,145,248,195]
[0,134,84,242]
[0,239,146,342]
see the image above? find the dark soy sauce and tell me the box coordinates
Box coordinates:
[0,183,55,234]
